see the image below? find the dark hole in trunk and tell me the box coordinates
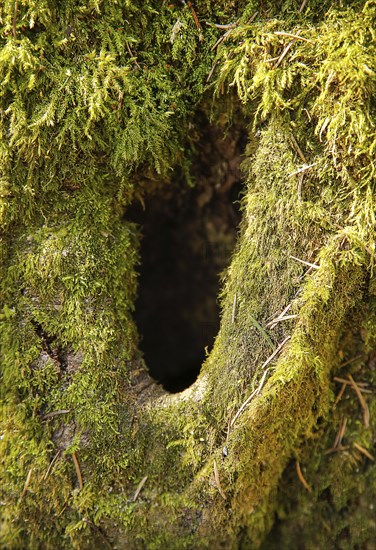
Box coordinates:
[131,125,246,392]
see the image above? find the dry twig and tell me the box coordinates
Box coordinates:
[274,31,313,43]
[261,336,290,369]
[353,442,375,461]
[333,377,371,393]
[289,163,317,177]
[213,460,226,499]
[42,409,70,420]
[334,383,346,406]
[72,452,83,490]
[266,314,297,328]
[20,468,33,499]
[43,450,61,481]
[296,461,312,492]
[13,1,18,38]
[348,374,370,428]
[333,416,347,449]
[290,134,307,163]
[289,255,320,269]
[231,293,237,324]
[133,476,148,502]
[230,368,271,427]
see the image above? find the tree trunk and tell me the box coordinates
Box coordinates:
[1,2,375,549]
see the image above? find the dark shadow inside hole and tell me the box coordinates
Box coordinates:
[130,124,246,392]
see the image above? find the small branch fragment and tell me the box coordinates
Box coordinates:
[334,377,370,392]
[274,31,314,43]
[206,60,219,82]
[42,409,70,420]
[187,1,203,40]
[296,461,312,492]
[297,173,304,202]
[230,368,271,427]
[348,374,370,428]
[339,355,364,368]
[299,0,309,12]
[266,314,297,328]
[334,383,346,406]
[289,163,317,177]
[231,293,237,324]
[289,255,320,269]
[261,336,290,369]
[13,1,18,38]
[206,21,238,30]
[324,445,349,455]
[267,303,292,328]
[353,442,375,461]
[72,452,83,490]
[213,460,226,499]
[333,416,347,449]
[133,476,148,502]
[20,468,33,499]
[289,134,307,163]
[273,40,295,69]
[43,450,61,480]
[125,41,141,69]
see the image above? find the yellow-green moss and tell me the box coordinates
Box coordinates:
[1,1,375,548]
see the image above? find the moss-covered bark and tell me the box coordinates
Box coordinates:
[1,1,375,548]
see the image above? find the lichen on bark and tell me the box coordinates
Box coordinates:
[1,1,375,548]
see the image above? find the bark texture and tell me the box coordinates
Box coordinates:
[1,1,375,548]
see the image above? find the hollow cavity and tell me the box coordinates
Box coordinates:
[132,124,245,392]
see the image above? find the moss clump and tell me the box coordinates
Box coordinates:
[1,1,376,548]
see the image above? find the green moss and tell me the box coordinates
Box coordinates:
[1,0,376,548]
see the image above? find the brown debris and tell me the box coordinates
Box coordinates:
[72,452,83,490]
[296,461,312,493]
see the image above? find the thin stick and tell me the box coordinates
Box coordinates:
[290,134,307,163]
[266,315,297,328]
[268,303,292,325]
[213,460,226,499]
[274,41,295,69]
[348,375,370,428]
[187,1,203,37]
[261,336,290,369]
[230,368,271,427]
[266,55,281,63]
[296,462,312,492]
[258,0,267,18]
[133,476,148,502]
[299,0,309,12]
[72,452,83,490]
[334,383,346,406]
[334,377,370,389]
[43,450,61,481]
[297,172,304,202]
[206,60,219,82]
[324,445,348,455]
[211,26,235,51]
[125,41,141,69]
[20,468,33,499]
[333,416,347,449]
[231,293,237,324]
[289,255,320,269]
[274,31,313,43]
[42,409,70,420]
[339,355,364,368]
[205,20,239,30]
[289,163,317,177]
[12,1,18,38]
[353,442,375,461]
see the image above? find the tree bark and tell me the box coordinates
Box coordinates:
[1,2,375,549]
